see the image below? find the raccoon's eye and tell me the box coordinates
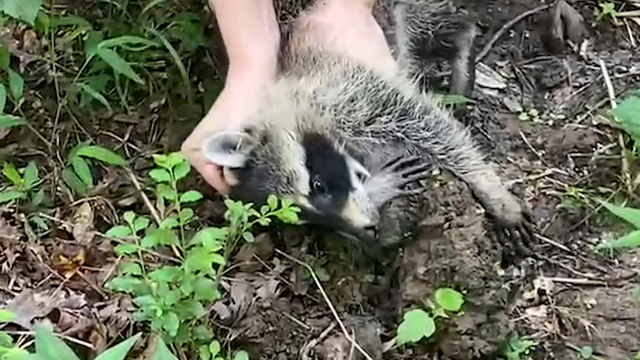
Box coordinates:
[311,178,327,194]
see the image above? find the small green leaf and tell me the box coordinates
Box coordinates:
[0,190,27,203]
[578,345,593,359]
[0,0,44,25]
[120,262,143,276]
[0,115,26,130]
[149,169,171,183]
[600,201,640,229]
[93,333,141,360]
[96,47,144,85]
[2,162,22,187]
[105,225,132,238]
[77,83,112,111]
[198,344,211,360]
[133,217,150,232]
[114,243,138,256]
[152,337,179,360]
[267,194,278,210]
[0,83,6,112]
[76,145,126,166]
[61,168,87,195]
[179,208,194,223]
[141,228,179,249]
[123,211,136,226]
[34,323,81,360]
[0,308,15,322]
[71,156,93,187]
[7,69,24,100]
[598,229,640,249]
[22,161,39,190]
[209,340,221,357]
[242,232,255,243]
[172,161,190,180]
[157,183,176,201]
[232,350,249,360]
[396,309,436,346]
[106,276,147,294]
[434,288,465,312]
[159,217,180,229]
[193,277,221,301]
[179,190,203,203]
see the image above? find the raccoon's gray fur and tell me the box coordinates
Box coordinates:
[203,0,533,252]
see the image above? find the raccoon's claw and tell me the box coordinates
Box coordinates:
[489,208,537,261]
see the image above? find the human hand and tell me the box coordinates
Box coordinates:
[181,71,276,194]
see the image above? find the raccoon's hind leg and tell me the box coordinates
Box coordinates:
[391,0,478,97]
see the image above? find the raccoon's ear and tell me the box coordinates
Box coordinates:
[202,130,258,168]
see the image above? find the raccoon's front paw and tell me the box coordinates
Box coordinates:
[484,193,537,258]
[365,155,432,207]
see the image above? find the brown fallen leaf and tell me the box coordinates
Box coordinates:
[543,0,588,54]
[4,289,66,330]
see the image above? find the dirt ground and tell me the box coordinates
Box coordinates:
[1,0,640,359]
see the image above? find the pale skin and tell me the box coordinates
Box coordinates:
[181,0,398,194]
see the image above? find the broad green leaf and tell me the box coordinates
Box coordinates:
[148,266,181,283]
[98,35,158,51]
[152,337,179,360]
[396,309,435,346]
[0,190,26,203]
[0,115,26,129]
[600,201,640,229]
[22,161,39,190]
[105,225,132,238]
[165,152,185,168]
[77,83,111,111]
[159,217,180,229]
[179,208,194,223]
[0,0,43,25]
[7,69,24,100]
[34,323,81,360]
[71,156,93,187]
[95,47,144,85]
[0,308,15,322]
[434,288,464,312]
[141,228,179,249]
[123,211,136,225]
[76,145,126,166]
[0,83,6,112]
[179,190,203,203]
[189,227,226,249]
[598,229,640,250]
[198,344,210,360]
[149,169,171,183]
[2,162,22,186]
[160,312,180,337]
[93,333,141,360]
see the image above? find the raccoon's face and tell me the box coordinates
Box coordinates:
[203,127,379,235]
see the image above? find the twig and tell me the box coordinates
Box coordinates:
[5,330,95,350]
[300,323,337,360]
[274,249,375,360]
[535,234,574,254]
[477,4,552,62]
[547,277,608,286]
[125,168,182,259]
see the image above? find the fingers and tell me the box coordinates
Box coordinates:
[181,137,231,195]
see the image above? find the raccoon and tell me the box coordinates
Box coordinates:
[203,0,534,253]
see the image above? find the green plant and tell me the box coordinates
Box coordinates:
[395,287,465,346]
[595,2,619,23]
[577,345,593,359]
[104,152,301,357]
[0,162,41,204]
[500,335,536,360]
[62,143,127,196]
[517,107,540,123]
[596,201,640,251]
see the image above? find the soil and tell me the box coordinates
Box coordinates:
[1,0,640,359]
